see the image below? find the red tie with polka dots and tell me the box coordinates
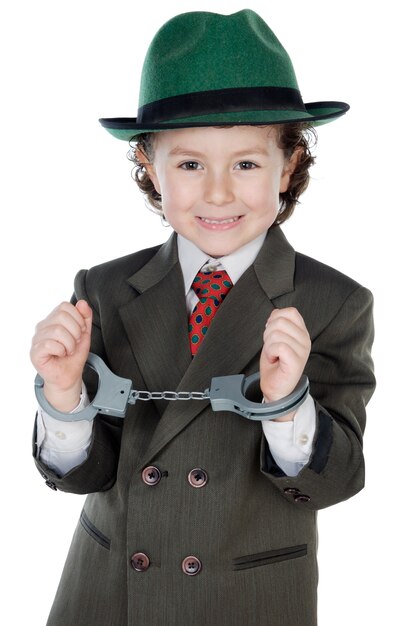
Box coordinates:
[188,269,233,356]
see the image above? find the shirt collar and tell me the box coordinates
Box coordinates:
[177,231,268,294]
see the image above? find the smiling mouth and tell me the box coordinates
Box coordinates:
[198,216,241,225]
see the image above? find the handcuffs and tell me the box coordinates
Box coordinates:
[35,352,309,422]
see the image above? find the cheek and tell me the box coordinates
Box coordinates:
[159,178,192,225]
[157,174,178,203]
[243,175,280,209]
[162,173,199,206]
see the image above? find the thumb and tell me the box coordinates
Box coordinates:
[75,299,93,337]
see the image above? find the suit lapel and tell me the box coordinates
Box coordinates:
[139,226,296,467]
[119,233,192,417]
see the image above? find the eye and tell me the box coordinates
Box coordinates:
[179,161,201,170]
[236,161,258,170]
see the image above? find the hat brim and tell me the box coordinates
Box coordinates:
[99,101,349,141]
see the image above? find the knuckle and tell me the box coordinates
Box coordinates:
[274,317,287,329]
[271,330,282,341]
[55,308,71,323]
[43,338,54,350]
[52,302,66,315]
[54,302,73,319]
[270,328,286,342]
[46,339,66,355]
[270,340,286,352]
[286,306,302,320]
[30,337,40,353]
[49,324,63,338]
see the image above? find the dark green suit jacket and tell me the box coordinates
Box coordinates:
[34,226,375,626]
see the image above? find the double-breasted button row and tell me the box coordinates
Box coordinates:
[141,466,208,488]
[130,553,202,576]
[283,487,311,503]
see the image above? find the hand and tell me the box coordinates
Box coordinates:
[30,300,92,411]
[259,307,311,421]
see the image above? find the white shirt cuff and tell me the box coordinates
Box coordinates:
[261,393,316,476]
[36,382,93,475]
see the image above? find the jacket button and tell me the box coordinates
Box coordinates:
[284,487,300,495]
[293,494,311,503]
[188,468,208,488]
[142,466,162,486]
[181,556,202,576]
[131,552,150,572]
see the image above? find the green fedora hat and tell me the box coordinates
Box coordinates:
[99,9,349,141]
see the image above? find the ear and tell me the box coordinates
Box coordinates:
[135,148,161,194]
[279,147,303,193]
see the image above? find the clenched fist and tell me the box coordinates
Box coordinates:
[30,300,92,412]
[260,307,311,422]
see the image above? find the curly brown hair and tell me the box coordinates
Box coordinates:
[127,123,317,225]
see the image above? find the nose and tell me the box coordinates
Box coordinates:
[204,170,234,206]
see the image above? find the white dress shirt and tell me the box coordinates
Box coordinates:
[36,231,316,477]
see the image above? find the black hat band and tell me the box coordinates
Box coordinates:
[136,86,306,124]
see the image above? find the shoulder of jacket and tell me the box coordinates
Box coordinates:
[293,252,374,327]
[295,252,367,295]
[80,244,162,281]
[292,253,374,343]
[73,243,163,301]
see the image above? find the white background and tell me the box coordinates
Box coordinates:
[1,1,415,624]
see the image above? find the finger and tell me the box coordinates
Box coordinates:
[263,316,310,349]
[37,304,88,340]
[30,337,71,367]
[265,307,307,330]
[53,301,93,334]
[36,302,85,334]
[262,337,306,365]
[35,314,83,347]
[32,324,79,357]
[264,314,305,339]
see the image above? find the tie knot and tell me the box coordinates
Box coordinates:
[192,270,233,303]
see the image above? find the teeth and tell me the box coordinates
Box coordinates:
[200,217,240,224]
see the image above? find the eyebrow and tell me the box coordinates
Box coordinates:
[167,146,270,157]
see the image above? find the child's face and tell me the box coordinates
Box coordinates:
[144,125,296,257]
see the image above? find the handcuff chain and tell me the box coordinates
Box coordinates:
[128,390,209,403]
[35,353,309,422]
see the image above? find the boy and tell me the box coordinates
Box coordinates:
[31,9,375,626]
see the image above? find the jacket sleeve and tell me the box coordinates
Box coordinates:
[32,269,124,494]
[261,284,376,510]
